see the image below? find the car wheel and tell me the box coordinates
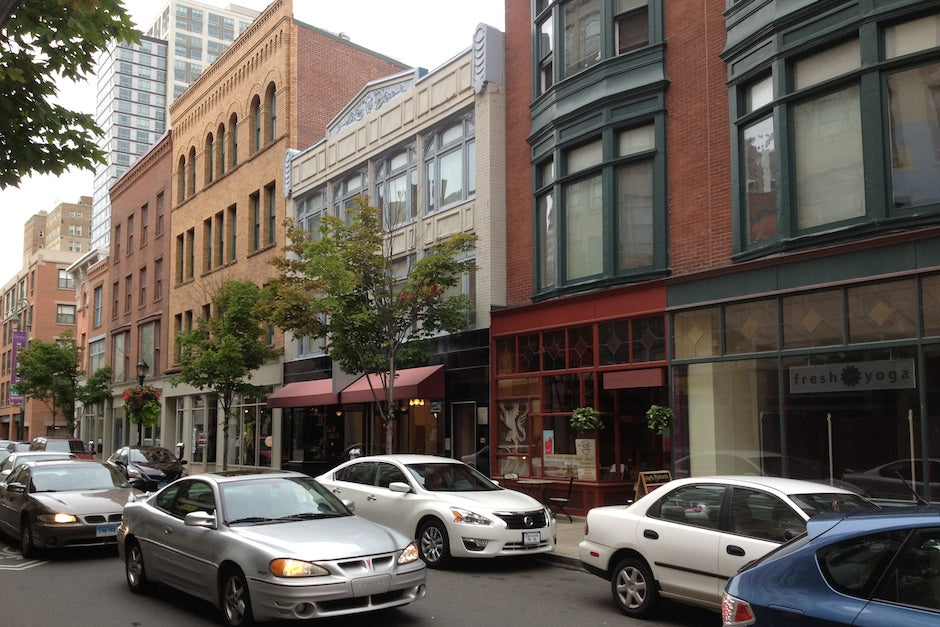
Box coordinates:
[221,567,254,627]
[418,519,450,568]
[611,557,659,618]
[125,539,150,593]
[20,518,37,559]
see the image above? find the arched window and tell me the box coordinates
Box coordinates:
[217,123,226,176]
[230,112,239,166]
[188,146,196,196]
[205,133,214,184]
[177,155,186,201]
[251,95,261,153]
[265,82,276,143]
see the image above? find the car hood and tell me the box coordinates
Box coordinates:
[432,488,544,512]
[231,515,413,557]
[32,488,136,513]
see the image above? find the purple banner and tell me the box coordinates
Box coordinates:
[10,330,27,405]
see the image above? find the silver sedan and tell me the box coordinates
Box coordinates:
[117,470,426,626]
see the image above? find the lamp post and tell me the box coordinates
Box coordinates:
[136,359,149,444]
[10,299,29,440]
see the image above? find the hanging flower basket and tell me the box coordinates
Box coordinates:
[570,406,603,432]
[645,404,675,435]
[123,385,162,427]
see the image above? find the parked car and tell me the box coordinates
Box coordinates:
[106,445,187,491]
[723,506,940,626]
[0,459,138,557]
[117,470,426,626]
[578,475,877,619]
[0,451,77,478]
[317,454,555,568]
[841,458,940,501]
[29,436,93,459]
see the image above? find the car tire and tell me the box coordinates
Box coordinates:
[20,518,37,559]
[221,567,254,627]
[418,519,450,569]
[125,538,150,593]
[611,556,659,618]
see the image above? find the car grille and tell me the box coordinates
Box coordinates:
[318,589,406,613]
[83,513,123,524]
[336,555,396,575]
[493,509,549,529]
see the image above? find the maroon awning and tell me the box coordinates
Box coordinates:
[266,379,338,408]
[603,368,664,389]
[340,365,444,404]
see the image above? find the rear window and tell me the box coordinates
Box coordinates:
[789,493,875,516]
[41,440,87,454]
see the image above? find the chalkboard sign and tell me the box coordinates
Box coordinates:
[635,470,672,500]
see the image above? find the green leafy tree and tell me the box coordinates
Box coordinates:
[0,0,139,188]
[262,196,476,453]
[172,280,280,470]
[15,329,83,430]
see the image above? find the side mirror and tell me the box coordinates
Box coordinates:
[7,482,25,494]
[184,510,217,529]
[388,481,411,494]
[179,459,188,465]
[342,499,356,513]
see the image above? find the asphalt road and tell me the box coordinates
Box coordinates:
[0,537,720,626]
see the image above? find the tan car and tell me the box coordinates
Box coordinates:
[0,459,138,557]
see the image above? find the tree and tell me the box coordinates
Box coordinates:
[15,329,85,430]
[0,0,139,188]
[172,280,280,470]
[262,196,476,453]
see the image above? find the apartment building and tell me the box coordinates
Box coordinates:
[163,0,407,469]
[497,0,940,514]
[274,25,506,473]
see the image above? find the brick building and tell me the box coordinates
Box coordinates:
[497,0,940,513]
[162,0,406,468]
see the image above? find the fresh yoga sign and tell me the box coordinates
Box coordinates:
[790,359,915,393]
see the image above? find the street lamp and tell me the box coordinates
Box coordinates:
[135,359,149,444]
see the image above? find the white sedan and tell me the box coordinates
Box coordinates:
[316,454,556,568]
[579,475,876,619]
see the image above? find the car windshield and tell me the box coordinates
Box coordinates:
[130,448,175,463]
[31,465,128,492]
[407,462,499,492]
[221,477,350,524]
[789,492,876,516]
[45,440,87,454]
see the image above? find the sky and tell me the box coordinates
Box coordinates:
[0,0,505,281]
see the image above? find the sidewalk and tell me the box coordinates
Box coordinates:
[543,515,585,568]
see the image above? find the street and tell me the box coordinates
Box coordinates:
[0,536,720,626]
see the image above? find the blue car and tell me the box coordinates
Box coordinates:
[722,506,940,626]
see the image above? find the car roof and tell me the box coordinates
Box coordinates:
[24,459,103,469]
[14,451,76,458]
[806,505,940,540]
[181,469,309,484]
[654,475,861,495]
[349,454,464,465]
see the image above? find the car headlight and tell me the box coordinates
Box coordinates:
[37,513,77,524]
[450,507,492,526]
[269,558,330,577]
[398,541,420,564]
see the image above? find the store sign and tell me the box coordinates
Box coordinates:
[790,359,915,393]
[9,330,27,406]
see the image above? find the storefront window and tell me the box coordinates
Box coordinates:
[847,279,917,343]
[673,307,720,359]
[725,298,778,354]
[782,289,843,349]
[924,274,940,337]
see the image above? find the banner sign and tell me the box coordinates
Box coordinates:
[10,330,27,405]
[790,359,915,393]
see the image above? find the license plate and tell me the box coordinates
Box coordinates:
[523,531,540,545]
[96,523,119,537]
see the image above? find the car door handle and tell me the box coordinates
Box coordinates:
[163,527,173,535]
[367,494,377,501]
[726,544,746,556]
[643,529,659,540]
[331,488,341,494]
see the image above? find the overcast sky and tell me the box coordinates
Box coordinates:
[0,0,505,281]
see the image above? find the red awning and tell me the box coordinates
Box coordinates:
[340,365,444,404]
[603,368,665,389]
[266,379,339,408]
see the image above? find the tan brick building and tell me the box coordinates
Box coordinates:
[165,0,406,468]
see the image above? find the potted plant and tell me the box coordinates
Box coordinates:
[646,404,674,435]
[570,406,603,432]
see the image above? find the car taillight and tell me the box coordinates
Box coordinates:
[721,592,755,626]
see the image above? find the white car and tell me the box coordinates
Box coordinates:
[579,475,876,619]
[316,454,556,568]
